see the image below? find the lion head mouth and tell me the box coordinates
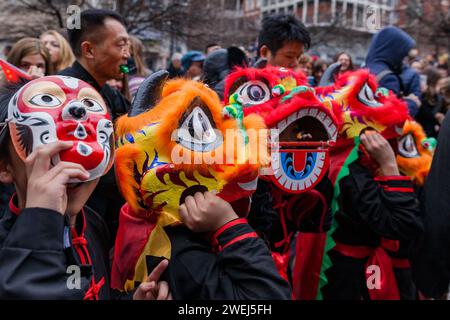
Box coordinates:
[270,107,337,192]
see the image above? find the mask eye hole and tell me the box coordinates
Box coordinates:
[29,93,61,107]
[398,133,420,158]
[180,107,215,143]
[236,80,271,106]
[82,98,104,113]
[358,83,383,108]
[176,104,222,152]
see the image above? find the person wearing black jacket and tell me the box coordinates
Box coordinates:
[113,190,292,300]
[0,81,169,300]
[58,9,132,242]
[0,195,112,299]
[59,61,130,120]
[0,142,171,300]
[171,191,292,299]
[323,131,423,300]
[108,68,291,300]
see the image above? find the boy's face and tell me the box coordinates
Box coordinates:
[261,41,304,69]
[2,141,99,216]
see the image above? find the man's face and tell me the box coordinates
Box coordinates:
[91,18,130,81]
[261,41,304,69]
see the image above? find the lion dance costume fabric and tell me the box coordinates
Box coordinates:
[223,66,339,299]
[111,71,266,292]
[314,64,410,299]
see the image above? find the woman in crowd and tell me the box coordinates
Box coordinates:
[40,30,75,72]
[128,35,151,96]
[7,37,53,78]
[335,51,354,73]
[416,67,445,138]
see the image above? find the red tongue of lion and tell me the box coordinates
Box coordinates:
[292,151,307,172]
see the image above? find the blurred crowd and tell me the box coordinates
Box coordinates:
[2,27,448,140]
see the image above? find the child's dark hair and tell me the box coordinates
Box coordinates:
[227,46,248,70]
[258,14,311,55]
[67,9,127,58]
[0,79,29,156]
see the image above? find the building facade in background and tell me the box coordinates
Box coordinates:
[259,0,396,31]
[250,0,398,64]
[244,0,449,64]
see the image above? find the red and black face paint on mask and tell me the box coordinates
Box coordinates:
[7,75,114,182]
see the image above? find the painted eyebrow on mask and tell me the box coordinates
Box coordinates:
[22,81,66,107]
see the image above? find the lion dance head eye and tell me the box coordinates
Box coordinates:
[176,105,222,152]
[235,80,271,106]
[358,83,383,108]
[398,133,420,158]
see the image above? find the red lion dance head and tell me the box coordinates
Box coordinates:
[224,66,339,194]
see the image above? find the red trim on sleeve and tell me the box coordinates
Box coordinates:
[211,218,248,240]
[210,218,251,253]
[383,187,414,193]
[375,176,411,182]
[221,232,259,250]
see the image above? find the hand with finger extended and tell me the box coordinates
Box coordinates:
[133,259,172,300]
[25,141,90,214]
